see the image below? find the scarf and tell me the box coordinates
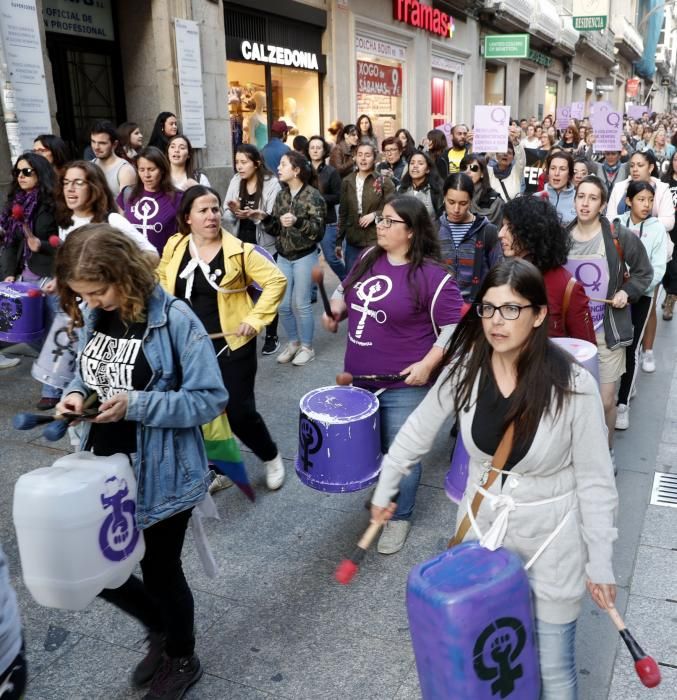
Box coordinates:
[178,236,246,300]
[0,189,40,248]
[492,162,514,180]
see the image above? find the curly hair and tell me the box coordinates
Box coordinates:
[502,196,570,271]
[55,224,157,327]
[55,160,117,228]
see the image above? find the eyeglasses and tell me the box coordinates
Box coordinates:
[475,303,536,320]
[384,148,400,154]
[374,215,407,228]
[62,178,88,189]
[463,164,481,173]
[14,168,35,177]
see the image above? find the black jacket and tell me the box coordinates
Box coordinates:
[3,201,58,279]
[316,163,341,225]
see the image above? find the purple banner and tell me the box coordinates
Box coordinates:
[591,110,622,152]
[556,105,571,130]
[570,102,585,120]
[627,105,645,120]
[590,101,613,117]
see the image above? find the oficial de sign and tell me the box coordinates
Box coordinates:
[240,41,319,70]
[393,0,454,39]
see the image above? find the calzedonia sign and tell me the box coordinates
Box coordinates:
[240,41,319,70]
[393,0,454,39]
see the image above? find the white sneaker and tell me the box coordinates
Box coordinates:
[615,404,629,430]
[377,520,411,554]
[264,453,285,490]
[291,346,315,366]
[0,353,19,369]
[208,474,234,494]
[610,448,617,476]
[277,342,300,364]
[641,350,656,373]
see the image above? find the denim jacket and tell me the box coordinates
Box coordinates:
[65,285,228,529]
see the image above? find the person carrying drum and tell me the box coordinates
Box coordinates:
[371,257,618,698]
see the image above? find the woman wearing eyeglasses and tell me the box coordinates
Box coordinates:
[370,257,618,699]
[323,196,463,554]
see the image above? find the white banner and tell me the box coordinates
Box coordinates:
[472,105,511,153]
[175,19,206,148]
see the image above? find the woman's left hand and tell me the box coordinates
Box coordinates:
[586,580,617,610]
[280,212,297,228]
[93,392,128,423]
[25,228,41,252]
[43,279,57,294]
[400,360,433,386]
[235,322,257,337]
[358,213,375,228]
[611,290,629,308]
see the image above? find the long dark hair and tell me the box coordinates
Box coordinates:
[4,152,56,210]
[148,111,176,151]
[235,144,273,209]
[357,114,375,139]
[629,149,658,179]
[33,134,70,169]
[399,151,444,207]
[443,172,474,199]
[442,257,573,446]
[343,196,441,309]
[166,133,199,180]
[459,153,491,195]
[55,160,117,228]
[177,185,222,236]
[395,128,417,160]
[282,150,318,189]
[128,146,177,202]
[426,129,448,159]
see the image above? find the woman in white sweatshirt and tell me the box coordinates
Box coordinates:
[371,257,618,699]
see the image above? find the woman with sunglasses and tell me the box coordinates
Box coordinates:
[371,257,618,699]
[324,196,462,554]
[0,153,59,386]
[329,124,360,178]
[459,153,503,227]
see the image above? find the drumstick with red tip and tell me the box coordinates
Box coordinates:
[336,371,408,385]
[311,265,333,317]
[49,235,62,248]
[607,606,661,688]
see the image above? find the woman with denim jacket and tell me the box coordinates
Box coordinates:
[55,224,227,700]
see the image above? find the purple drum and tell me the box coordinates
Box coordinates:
[295,385,381,492]
[407,542,540,699]
[31,311,77,389]
[0,282,44,343]
[247,245,276,304]
[551,337,600,385]
[445,434,470,504]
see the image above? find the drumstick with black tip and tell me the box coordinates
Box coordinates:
[336,372,408,385]
[13,413,60,430]
[311,265,333,318]
[607,606,661,688]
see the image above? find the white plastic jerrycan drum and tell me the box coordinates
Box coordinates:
[13,451,145,610]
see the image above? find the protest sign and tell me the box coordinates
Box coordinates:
[473,105,511,153]
[570,102,585,120]
[591,110,622,151]
[556,105,571,130]
[627,105,645,120]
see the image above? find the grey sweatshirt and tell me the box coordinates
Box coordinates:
[372,363,618,625]
[0,544,22,675]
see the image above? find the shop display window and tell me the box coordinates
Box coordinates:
[545,81,558,121]
[431,77,452,128]
[356,53,403,144]
[227,61,267,151]
[270,67,320,138]
[484,64,506,106]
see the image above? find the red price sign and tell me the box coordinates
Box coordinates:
[357,60,402,97]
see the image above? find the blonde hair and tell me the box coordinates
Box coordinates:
[55,224,157,326]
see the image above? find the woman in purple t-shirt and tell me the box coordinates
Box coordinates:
[322,195,463,555]
[118,146,182,254]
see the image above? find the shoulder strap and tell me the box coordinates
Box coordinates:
[497,177,512,202]
[561,276,576,334]
[448,422,515,548]
[121,185,133,208]
[611,218,625,263]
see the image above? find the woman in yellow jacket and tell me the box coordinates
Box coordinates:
[159,185,288,490]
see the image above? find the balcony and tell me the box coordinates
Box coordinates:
[577,26,616,65]
[611,16,644,61]
[529,0,561,43]
[482,0,537,31]
[656,44,669,72]
[557,14,580,55]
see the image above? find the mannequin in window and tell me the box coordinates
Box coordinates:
[245,92,268,150]
[282,97,298,134]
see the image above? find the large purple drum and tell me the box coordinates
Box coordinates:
[445,434,470,504]
[551,337,600,386]
[407,542,540,699]
[295,385,381,493]
[0,282,44,343]
[31,311,78,389]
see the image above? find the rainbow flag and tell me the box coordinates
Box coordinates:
[202,413,255,501]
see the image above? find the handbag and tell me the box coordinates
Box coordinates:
[447,422,515,548]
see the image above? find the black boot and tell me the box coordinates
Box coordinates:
[143,653,203,700]
[131,631,165,688]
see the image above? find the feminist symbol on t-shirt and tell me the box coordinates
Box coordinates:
[351,275,391,339]
[131,197,163,239]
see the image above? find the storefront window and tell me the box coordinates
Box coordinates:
[545,80,558,121]
[356,52,403,144]
[270,66,320,138]
[227,61,267,152]
[431,77,453,128]
[484,64,505,105]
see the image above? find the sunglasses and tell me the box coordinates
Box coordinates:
[463,164,481,173]
[14,168,35,177]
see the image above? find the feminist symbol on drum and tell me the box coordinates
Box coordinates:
[473,617,527,698]
[351,275,392,339]
[131,197,163,239]
[98,476,140,562]
[0,297,22,333]
[298,415,322,472]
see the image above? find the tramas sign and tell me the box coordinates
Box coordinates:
[393,0,455,39]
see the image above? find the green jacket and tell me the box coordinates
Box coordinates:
[337,172,395,248]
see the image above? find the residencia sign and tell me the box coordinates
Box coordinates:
[240,41,319,70]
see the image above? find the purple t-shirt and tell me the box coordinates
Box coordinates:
[344,255,463,389]
[117,189,182,254]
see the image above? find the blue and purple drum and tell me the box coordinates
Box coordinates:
[407,542,540,699]
[445,434,470,504]
[295,385,381,492]
[551,337,600,386]
[0,281,44,343]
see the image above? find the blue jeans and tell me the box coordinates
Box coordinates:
[320,223,346,281]
[278,250,318,348]
[536,618,577,700]
[344,243,367,278]
[377,386,429,521]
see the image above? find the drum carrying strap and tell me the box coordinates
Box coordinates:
[447,423,515,548]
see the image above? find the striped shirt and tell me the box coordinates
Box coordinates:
[446,221,474,247]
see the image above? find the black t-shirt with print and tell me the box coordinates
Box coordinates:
[238,191,258,244]
[82,310,151,456]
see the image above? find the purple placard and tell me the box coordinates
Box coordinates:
[556,105,571,130]
[591,110,622,152]
[570,101,585,120]
[590,101,613,117]
[472,105,511,153]
[628,105,645,120]
[438,122,453,147]
[564,256,609,330]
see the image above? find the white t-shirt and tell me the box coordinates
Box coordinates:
[59,212,158,255]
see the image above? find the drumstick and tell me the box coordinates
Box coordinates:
[336,371,408,385]
[42,392,99,442]
[208,331,241,339]
[311,266,333,317]
[607,606,661,688]
[13,413,59,430]
[589,297,615,304]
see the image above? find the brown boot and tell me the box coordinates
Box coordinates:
[663,294,676,321]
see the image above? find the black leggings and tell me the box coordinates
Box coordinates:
[663,255,677,295]
[617,295,652,405]
[99,508,195,658]
[0,643,26,699]
[216,339,278,462]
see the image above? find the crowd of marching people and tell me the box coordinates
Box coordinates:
[0,105,675,699]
